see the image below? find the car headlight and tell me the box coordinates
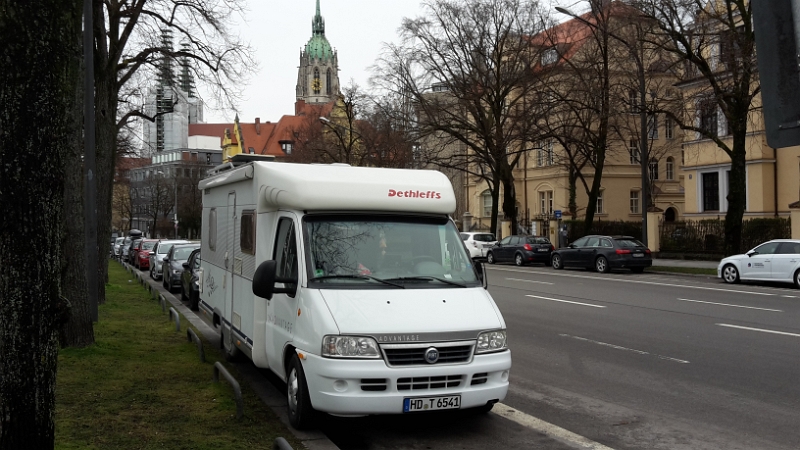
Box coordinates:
[322,335,381,358]
[475,330,507,354]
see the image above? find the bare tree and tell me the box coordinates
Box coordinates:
[635,0,758,254]
[375,0,549,235]
[0,0,81,446]
[90,0,255,307]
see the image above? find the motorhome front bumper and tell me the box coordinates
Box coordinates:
[301,350,511,415]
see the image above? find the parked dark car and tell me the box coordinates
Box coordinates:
[127,238,143,263]
[551,235,652,273]
[180,248,201,311]
[486,235,553,266]
[162,243,200,292]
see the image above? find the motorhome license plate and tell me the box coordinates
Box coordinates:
[403,395,461,412]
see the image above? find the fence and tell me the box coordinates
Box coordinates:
[659,218,791,257]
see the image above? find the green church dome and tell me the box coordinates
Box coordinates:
[305,35,333,60]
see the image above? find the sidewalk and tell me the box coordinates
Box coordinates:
[651,258,719,269]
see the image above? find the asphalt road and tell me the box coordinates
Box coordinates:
[138,260,800,449]
[490,264,800,450]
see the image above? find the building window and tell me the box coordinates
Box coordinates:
[596,191,604,214]
[537,146,545,167]
[313,68,321,94]
[539,191,553,215]
[629,90,639,113]
[666,157,674,180]
[208,208,217,251]
[240,210,256,255]
[648,114,658,139]
[541,48,558,65]
[326,68,332,95]
[630,191,640,214]
[629,140,640,165]
[702,172,720,211]
[481,190,492,217]
[281,141,294,155]
[699,97,717,136]
[649,159,659,180]
[665,116,674,139]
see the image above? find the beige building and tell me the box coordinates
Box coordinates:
[463,3,684,243]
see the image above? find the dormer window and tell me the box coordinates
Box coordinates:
[541,48,558,66]
[280,141,294,155]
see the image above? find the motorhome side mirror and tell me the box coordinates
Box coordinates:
[473,260,488,289]
[253,260,278,299]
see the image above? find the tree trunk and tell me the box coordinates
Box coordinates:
[93,0,117,304]
[60,48,95,348]
[501,165,518,236]
[568,166,578,218]
[0,0,81,446]
[725,129,747,256]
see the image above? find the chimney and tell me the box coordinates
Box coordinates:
[255,117,260,135]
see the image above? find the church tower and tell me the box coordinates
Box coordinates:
[296,0,340,104]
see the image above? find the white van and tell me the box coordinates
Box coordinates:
[197,156,511,429]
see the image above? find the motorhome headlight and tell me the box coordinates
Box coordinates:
[475,330,507,354]
[322,336,381,358]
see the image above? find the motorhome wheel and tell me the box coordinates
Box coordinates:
[287,354,316,429]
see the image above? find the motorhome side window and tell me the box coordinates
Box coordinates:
[274,218,298,282]
[208,208,217,251]
[240,210,255,255]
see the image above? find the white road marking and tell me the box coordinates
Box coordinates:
[491,266,776,296]
[781,295,797,298]
[560,334,690,364]
[526,294,605,308]
[676,298,783,312]
[493,402,616,450]
[506,277,554,285]
[716,323,800,338]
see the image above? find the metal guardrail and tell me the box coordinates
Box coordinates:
[213,362,243,419]
[273,437,294,450]
[186,328,205,362]
[159,294,166,313]
[168,307,180,331]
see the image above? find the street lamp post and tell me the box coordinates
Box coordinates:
[555,5,650,247]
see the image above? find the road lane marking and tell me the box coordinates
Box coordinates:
[781,295,797,298]
[676,298,783,312]
[493,403,615,450]
[489,267,776,296]
[526,294,605,308]
[560,334,690,364]
[506,277,554,285]
[716,323,800,338]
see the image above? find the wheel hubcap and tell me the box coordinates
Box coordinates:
[598,259,605,271]
[287,368,299,415]
[724,267,736,282]
[516,255,522,265]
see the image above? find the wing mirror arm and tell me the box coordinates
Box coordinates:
[253,260,298,299]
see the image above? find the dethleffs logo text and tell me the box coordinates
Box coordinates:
[388,189,442,199]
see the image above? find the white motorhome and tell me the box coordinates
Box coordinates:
[197,156,511,429]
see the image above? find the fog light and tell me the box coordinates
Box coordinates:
[333,380,348,392]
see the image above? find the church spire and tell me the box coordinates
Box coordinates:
[312,0,325,36]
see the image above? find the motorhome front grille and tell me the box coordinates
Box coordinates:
[383,344,473,366]
[360,378,387,392]
[471,373,488,386]
[397,375,463,391]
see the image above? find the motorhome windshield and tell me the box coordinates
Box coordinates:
[304,215,480,288]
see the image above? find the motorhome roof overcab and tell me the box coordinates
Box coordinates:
[196,157,511,429]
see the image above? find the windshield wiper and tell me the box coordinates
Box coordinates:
[312,274,405,288]
[385,276,467,287]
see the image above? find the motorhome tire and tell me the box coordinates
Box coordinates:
[287,354,316,430]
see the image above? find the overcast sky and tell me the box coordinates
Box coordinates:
[201,0,427,124]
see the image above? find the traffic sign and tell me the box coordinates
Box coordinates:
[554,210,562,219]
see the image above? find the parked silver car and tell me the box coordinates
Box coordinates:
[113,237,125,259]
[149,239,190,280]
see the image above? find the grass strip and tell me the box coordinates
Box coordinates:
[55,262,301,450]
[646,266,717,276]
